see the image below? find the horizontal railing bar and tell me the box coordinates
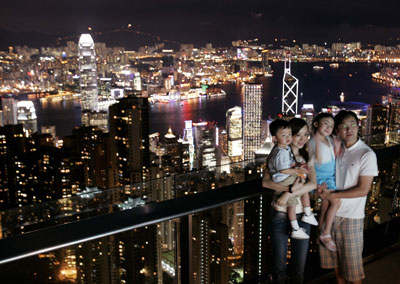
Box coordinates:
[0,179,264,265]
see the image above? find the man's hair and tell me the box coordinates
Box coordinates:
[334,110,359,130]
[269,119,290,136]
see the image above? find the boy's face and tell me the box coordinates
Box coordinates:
[273,127,292,147]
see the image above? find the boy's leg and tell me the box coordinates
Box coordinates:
[288,206,310,239]
[300,193,318,226]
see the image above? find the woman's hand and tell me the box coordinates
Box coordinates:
[291,177,304,192]
[277,192,291,206]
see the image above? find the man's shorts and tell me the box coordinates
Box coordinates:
[319,216,365,282]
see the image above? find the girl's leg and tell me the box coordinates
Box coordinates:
[322,198,341,236]
[319,198,329,231]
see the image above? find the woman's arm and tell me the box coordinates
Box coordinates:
[262,168,304,192]
[262,168,288,192]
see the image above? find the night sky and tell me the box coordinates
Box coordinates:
[1,0,400,48]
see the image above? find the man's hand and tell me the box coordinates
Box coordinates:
[277,192,291,206]
[317,182,332,200]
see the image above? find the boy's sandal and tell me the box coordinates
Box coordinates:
[319,234,337,252]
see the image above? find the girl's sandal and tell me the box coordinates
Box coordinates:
[319,234,337,252]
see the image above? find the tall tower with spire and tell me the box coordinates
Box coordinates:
[282,60,299,115]
[78,34,99,114]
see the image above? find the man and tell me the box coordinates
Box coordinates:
[318,110,378,284]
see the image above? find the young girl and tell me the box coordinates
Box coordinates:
[308,113,341,251]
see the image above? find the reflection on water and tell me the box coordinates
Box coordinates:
[27,62,392,138]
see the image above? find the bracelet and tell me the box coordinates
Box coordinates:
[288,184,293,193]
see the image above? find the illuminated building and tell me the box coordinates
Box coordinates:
[226,106,243,162]
[301,104,315,128]
[243,84,262,161]
[366,104,388,147]
[193,121,218,169]
[109,97,150,185]
[182,120,195,171]
[78,34,99,113]
[1,97,18,125]
[282,60,299,115]
[17,100,38,135]
[383,93,400,144]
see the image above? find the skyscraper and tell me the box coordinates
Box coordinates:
[79,34,99,113]
[1,97,18,125]
[226,106,243,162]
[16,100,38,135]
[242,84,262,161]
[282,60,299,115]
[109,97,150,185]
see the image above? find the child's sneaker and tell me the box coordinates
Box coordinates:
[291,228,310,239]
[301,213,318,226]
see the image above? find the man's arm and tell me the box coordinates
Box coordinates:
[319,175,374,200]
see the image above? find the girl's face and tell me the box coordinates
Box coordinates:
[291,125,310,149]
[315,117,334,137]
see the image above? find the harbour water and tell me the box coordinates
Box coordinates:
[29,62,392,138]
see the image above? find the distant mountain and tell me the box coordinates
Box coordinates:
[0,25,235,51]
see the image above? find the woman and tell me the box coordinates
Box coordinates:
[262,118,317,284]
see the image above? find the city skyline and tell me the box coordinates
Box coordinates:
[1,0,400,49]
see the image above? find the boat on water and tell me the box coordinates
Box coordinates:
[313,65,324,70]
[207,90,227,97]
[329,63,339,68]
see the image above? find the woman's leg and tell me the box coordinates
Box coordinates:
[289,215,311,284]
[270,210,291,284]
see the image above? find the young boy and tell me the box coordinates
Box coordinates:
[267,119,318,239]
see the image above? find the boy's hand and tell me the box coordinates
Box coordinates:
[277,192,291,206]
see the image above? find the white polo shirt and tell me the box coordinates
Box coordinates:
[335,139,378,219]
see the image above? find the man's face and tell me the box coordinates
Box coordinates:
[336,115,359,145]
[274,127,292,147]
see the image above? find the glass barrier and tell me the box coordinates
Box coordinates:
[0,157,267,239]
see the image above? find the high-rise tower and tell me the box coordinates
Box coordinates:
[226,106,243,162]
[282,60,299,115]
[243,84,262,161]
[78,34,99,114]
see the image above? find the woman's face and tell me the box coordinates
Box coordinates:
[291,125,310,149]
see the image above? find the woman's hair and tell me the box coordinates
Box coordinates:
[288,118,309,162]
[312,112,334,134]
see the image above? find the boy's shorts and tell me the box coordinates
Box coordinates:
[275,175,298,206]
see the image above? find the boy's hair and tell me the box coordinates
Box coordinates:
[312,112,334,134]
[334,110,359,131]
[269,119,290,137]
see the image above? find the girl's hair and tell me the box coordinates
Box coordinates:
[312,112,334,134]
[288,118,309,162]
